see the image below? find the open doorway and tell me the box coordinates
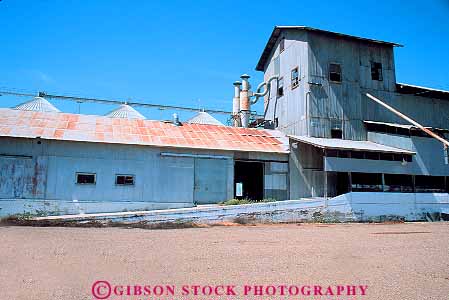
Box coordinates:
[234,161,264,200]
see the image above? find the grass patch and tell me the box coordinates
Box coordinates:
[219,198,276,206]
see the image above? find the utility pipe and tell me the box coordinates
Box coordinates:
[232,81,242,127]
[366,93,449,148]
[240,74,251,128]
[252,75,279,104]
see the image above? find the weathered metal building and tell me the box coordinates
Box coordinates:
[1,25,449,219]
[0,102,289,216]
[256,26,449,208]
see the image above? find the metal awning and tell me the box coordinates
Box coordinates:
[364,120,449,133]
[289,135,415,154]
[363,120,415,130]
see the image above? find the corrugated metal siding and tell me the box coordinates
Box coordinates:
[0,156,47,199]
[0,137,251,206]
[264,30,309,136]
[194,158,228,204]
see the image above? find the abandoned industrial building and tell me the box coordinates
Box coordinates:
[1,25,449,218]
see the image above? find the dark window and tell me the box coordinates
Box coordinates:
[274,117,279,128]
[351,151,365,159]
[291,67,299,89]
[365,152,380,160]
[338,150,350,158]
[116,175,135,186]
[415,176,445,193]
[279,38,285,53]
[325,149,339,157]
[384,174,414,193]
[331,128,343,139]
[379,152,394,161]
[329,63,342,82]
[76,173,96,184]
[351,172,382,192]
[277,78,284,97]
[371,62,383,81]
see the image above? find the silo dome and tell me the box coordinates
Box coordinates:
[14,97,60,113]
[105,104,145,119]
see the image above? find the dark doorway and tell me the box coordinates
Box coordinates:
[234,161,264,200]
[336,172,350,195]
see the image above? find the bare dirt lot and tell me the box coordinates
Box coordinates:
[1,222,449,300]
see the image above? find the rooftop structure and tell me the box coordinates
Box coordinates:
[186,111,224,126]
[14,97,60,113]
[256,26,402,71]
[105,104,146,119]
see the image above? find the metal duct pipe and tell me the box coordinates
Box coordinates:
[232,81,242,127]
[172,113,181,126]
[252,75,279,104]
[239,74,251,128]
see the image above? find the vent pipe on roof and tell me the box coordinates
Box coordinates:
[252,75,279,104]
[232,73,279,128]
[172,113,181,126]
[240,74,251,128]
[232,81,242,127]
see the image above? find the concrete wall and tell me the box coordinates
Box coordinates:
[29,192,449,224]
[0,137,288,216]
[332,192,449,221]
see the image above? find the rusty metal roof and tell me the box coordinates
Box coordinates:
[0,108,289,154]
[256,26,402,71]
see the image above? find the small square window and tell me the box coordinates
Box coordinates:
[329,63,342,83]
[277,77,284,97]
[371,62,383,81]
[331,128,343,139]
[279,38,285,53]
[116,174,135,186]
[76,173,96,185]
[291,67,299,89]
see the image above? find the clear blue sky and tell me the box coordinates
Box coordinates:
[1,0,448,123]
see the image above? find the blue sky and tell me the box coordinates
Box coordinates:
[1,0,448,123]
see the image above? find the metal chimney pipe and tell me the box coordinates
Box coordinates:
[172,113,180,126]
[240,74,251,128]
[232,81,242,127]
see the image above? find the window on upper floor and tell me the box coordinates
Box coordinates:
[277,77,284,97]
[279,38,285,53]
[329,63,342,83]
[371,62,383,81]
[291,67,299,89]
[331,128,343,139]
[274,56,280,75]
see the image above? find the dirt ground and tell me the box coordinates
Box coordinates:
[1,222,448,300]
